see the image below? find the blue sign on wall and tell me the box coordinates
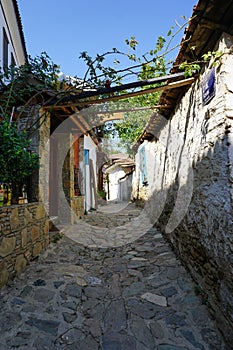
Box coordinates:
[202,68,216,105]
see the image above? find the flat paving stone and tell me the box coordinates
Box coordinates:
[141,292,168,307]
[0,202,227,349]
[102,332,137,350]
[103,299,127,332]
[131,317,155,348]
[25,317,60,336]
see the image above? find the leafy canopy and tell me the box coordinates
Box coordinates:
[0,120,39,184]
[78,17,190,153]
[0,52,60,187]
[78,15,223,153]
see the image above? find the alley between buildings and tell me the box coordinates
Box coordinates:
[0,202,227,350]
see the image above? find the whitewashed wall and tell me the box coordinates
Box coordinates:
[83,135,97,211]
[132,33,233,343]
[0,0,26,68]
[119,173,133,202]
[105,166,125,201]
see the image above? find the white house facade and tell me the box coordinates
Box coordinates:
[0,0,27,70]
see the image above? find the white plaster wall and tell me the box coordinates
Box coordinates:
[83,135,97,211]
[119,173,133,201]
[106,166,125,201]
[132,33,233,339]
[134,33,233,235]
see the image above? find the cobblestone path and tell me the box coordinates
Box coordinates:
[0,203,227,349]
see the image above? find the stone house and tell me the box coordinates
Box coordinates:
[132,0,233,345]
[0,0,50,288]
[43,102,106,223]
[0,81,104,287]
[0,0,102,221]
[0,1,103,286]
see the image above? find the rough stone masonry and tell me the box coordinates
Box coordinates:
[132,33,233,345]
[0,203,49,288]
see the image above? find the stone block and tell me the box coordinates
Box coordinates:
[141,292,167,307]
[10,208,19,231]
[24,250,32,261]
[31,226,40,242]
[2,227,10,236]
[15,254,27,274]
[21,228,28,248]
[0,236,16,257]
[0,212,7,218]
[44,220,49,235]
[33,242,43,257]
[24,208,33,223]
[0,262,9,288]
[36,204,46,220]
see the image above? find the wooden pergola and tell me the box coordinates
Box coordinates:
[45,72,195,135]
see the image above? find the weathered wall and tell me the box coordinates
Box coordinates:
[0,203,49,288]
[132,33,233,344]
[55,134,85,223]
[119,173,133,202]
[106,166,126,201]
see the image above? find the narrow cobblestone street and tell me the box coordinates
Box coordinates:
[0,203,227,350]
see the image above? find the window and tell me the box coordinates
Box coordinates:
[3,28,9,69]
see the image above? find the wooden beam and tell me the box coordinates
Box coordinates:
[164,77,195,89]
[47,72,186,107]
[95,106,164,113]
[96,112,125,123]
[72,77,195,106]
[45,77,194,110]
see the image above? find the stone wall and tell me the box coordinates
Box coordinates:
[71,196,84,223]
[0,203,49,288]
[132,33,233,344]
[53,134,85,224]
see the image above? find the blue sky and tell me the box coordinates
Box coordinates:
[17,0,197,80]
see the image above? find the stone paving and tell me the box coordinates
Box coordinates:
[0,202,227,350]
